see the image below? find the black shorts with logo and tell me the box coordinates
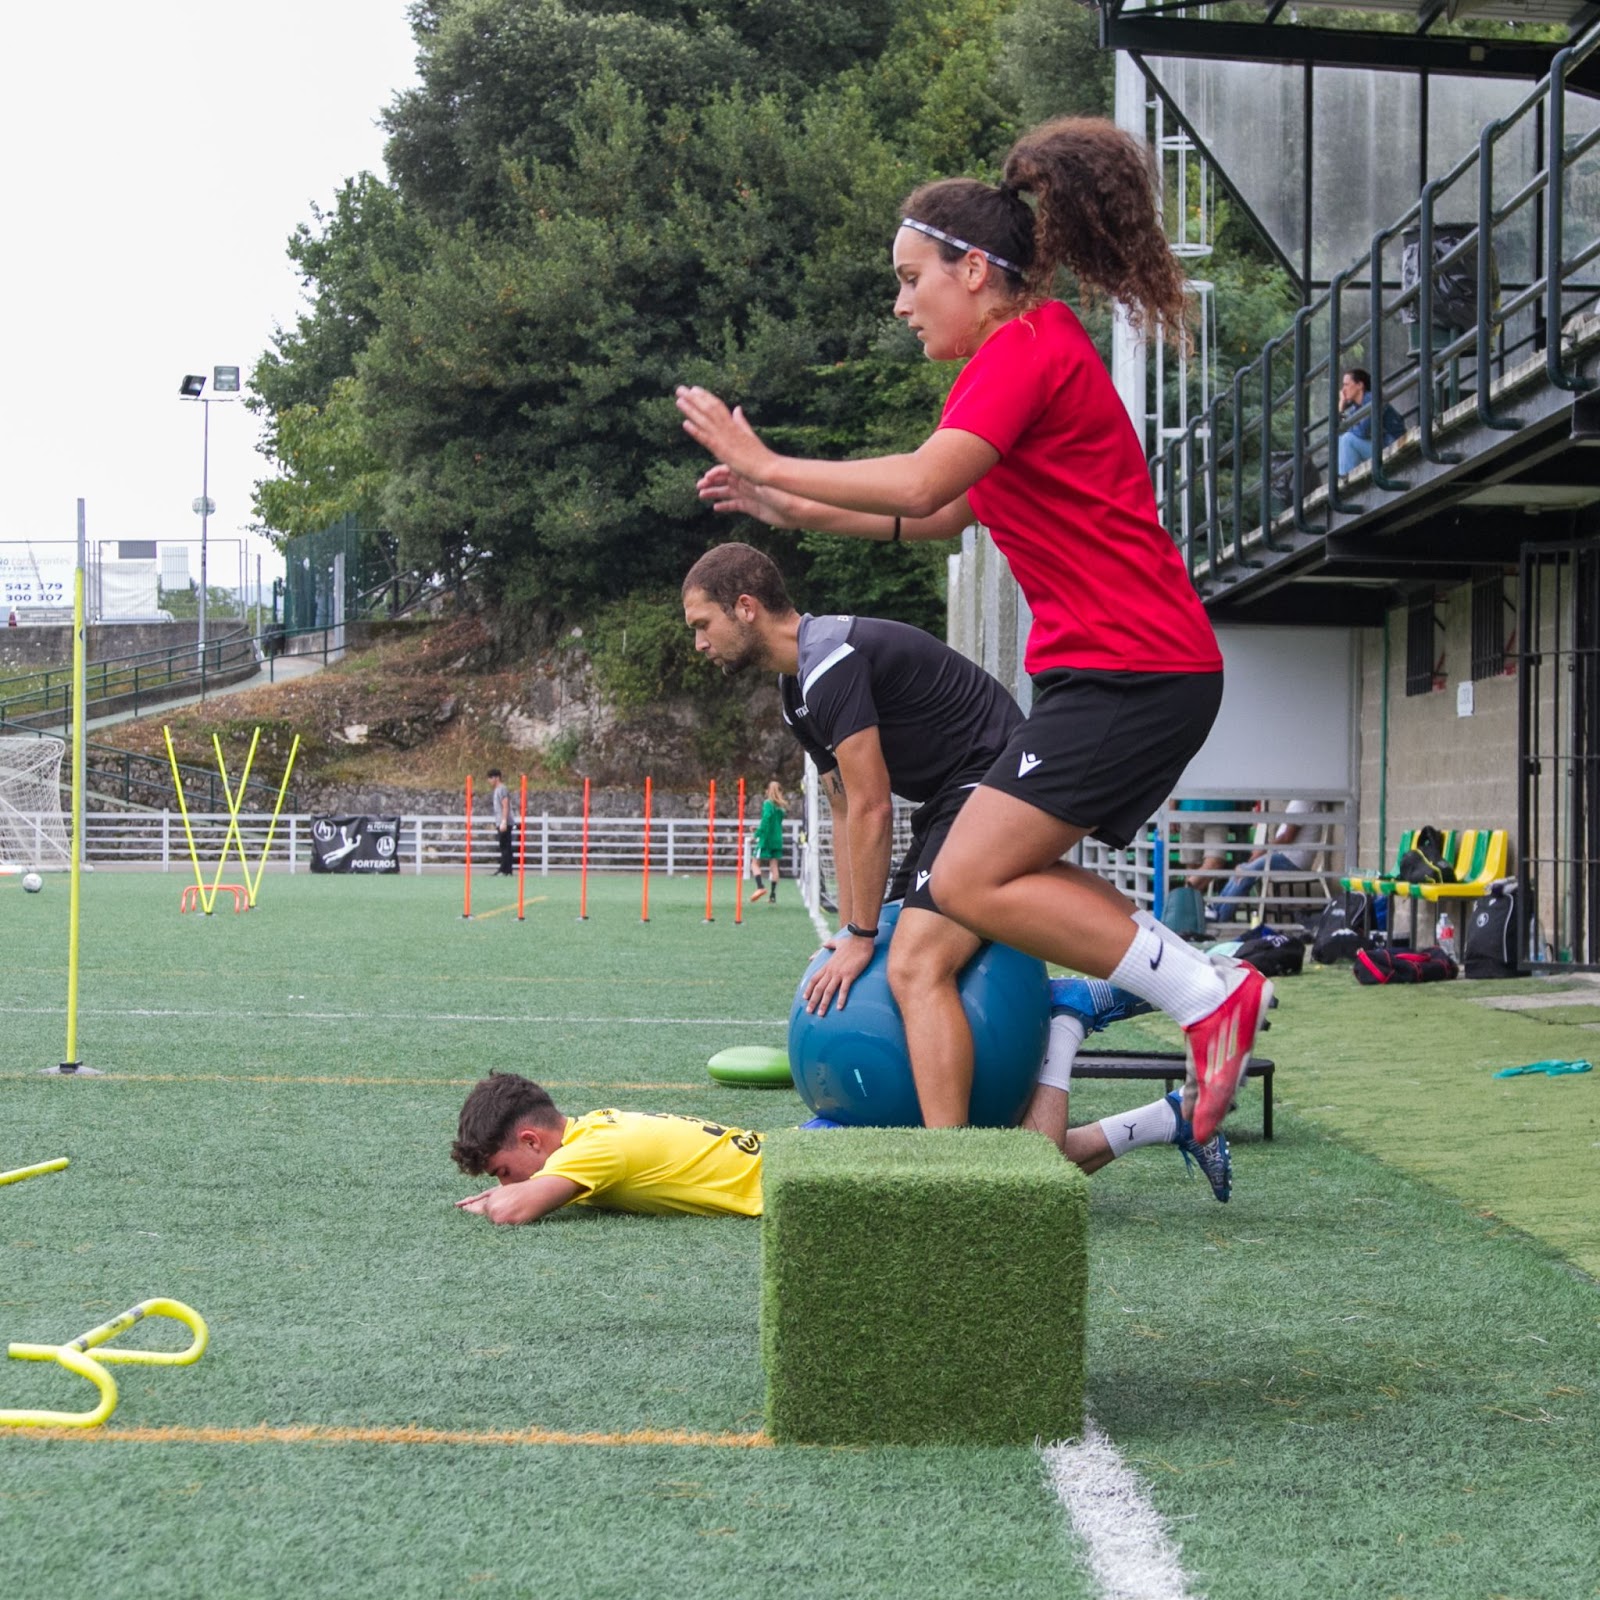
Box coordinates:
[885,783,979,914]
[980,668,1223,850]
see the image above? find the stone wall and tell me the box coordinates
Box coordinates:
[1355,580,1519,870]
[0,619,246,672]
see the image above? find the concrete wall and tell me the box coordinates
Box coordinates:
[0,620,233,673]
[1355,580,1519,871]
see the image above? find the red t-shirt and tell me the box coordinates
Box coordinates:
[939,299,1222,676]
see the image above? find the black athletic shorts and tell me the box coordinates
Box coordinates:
[980,668,1223,850]
[886,782,979,914]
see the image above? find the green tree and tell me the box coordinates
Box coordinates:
[252,377,389,541]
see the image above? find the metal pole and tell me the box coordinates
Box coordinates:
[199,398,209,671]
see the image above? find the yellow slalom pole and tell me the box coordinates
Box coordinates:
[164,727,209,909]
[207,728,259,912]
[63,566,86,1071]
[0,1157,69,1187]
[248,733,301,906]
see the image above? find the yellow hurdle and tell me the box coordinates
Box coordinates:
[0,1158,69,1188]
[208,728,260,911]
[1,1297,209,1429]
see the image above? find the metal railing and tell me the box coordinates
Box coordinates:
[0,624,258,727]
[0,621,356,737]
[1160,24,1600,586]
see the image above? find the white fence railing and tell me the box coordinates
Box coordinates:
[11,812,802,876]
[797,767,1355,933]
[16,793,1354,933]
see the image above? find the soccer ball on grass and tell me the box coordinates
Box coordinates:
[21,872,43,893]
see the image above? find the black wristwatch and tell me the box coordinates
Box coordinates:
[845,921,879,940]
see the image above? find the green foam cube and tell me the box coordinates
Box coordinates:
[761,1127,1088,1445]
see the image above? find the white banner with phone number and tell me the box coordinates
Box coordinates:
[1,549,72,609]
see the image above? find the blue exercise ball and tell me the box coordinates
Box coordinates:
[788,903,1050,1127]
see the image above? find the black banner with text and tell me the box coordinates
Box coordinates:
[308,815,401,874]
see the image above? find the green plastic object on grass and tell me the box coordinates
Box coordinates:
[1493,1059,1593,1078]
[707,1045,792,1087]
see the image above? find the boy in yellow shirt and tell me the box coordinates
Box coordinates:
[452,1072,764,1225]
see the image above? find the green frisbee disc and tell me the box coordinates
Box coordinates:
[707,1045,793,1088]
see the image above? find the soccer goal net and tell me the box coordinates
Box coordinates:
[0,736,72,870]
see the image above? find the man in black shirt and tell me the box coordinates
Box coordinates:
[683,546,1015,1127]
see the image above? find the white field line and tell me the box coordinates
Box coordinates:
[1041,1416,1198,1600]
[808,899,831,947]
[0,1005,784,1028]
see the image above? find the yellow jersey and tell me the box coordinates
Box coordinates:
[540,1110,764,1217]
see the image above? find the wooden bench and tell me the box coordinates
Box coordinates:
[1074,1050,1276,1140]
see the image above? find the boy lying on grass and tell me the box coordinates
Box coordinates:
[452,1071,764,1224]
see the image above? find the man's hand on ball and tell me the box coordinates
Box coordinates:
[802,935,875,1017]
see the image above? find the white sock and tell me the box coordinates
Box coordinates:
[1035,1013,1086,1092]
[1096,1096,1179,1158]
[1109,924,1226,1027]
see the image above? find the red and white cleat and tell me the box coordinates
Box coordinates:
[1182,961,1275,1144]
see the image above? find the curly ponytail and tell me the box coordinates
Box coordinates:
[1002,117,1189,348]
[900,118,1189,348]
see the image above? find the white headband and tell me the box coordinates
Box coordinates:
[899,217,1023,277]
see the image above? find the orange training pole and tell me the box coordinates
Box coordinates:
[734,777,746,925]
[516,774,528,920]
[641,776,652,923]
[578,777,590,921]
[703,778,717,922]
[463,774,474,919]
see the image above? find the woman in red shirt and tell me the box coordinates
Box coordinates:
[675,117,1268,1143]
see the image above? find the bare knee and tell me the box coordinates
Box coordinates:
[886,944,958,1006]
[927,858,993,928]
[885,912,979,1006]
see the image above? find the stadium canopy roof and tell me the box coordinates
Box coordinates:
[1100,0,1600,90]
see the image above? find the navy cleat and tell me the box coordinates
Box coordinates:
[1048,976,1156,1034]
[1165,1089,1232,1203]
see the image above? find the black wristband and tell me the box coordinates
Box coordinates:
[891,516,901,543]
[845,921,879,939]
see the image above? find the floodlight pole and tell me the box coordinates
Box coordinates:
[199,396,210,668]
[180,367,236,684]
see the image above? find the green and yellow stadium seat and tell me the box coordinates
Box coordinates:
[1391,828,1509,944]
[1341,829,1458,898]
[1342,829,1419,897]
[1416,828,1509,903]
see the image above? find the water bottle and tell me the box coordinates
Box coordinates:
[1437,911,1458,963]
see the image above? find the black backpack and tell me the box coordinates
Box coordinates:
[1311,893,1373,963]
[1397,826,1456,885]
[1463,882,1523,979]
[1231,924,1307,978]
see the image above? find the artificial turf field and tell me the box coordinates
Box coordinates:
[3,870,1599,1600]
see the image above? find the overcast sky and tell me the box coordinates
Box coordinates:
[0,3,422,590]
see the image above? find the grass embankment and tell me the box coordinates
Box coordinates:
[95,616,571,797]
